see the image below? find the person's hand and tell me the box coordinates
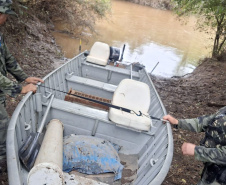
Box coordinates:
[21,84,37,94]
[162,115,179,125]
[25,77,44,84]
[181,142,196,156]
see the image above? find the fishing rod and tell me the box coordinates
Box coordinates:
[38,84,169,123]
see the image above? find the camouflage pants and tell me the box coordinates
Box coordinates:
[0,97,9,160]
[197,169,221,185]
[197,179,221,185]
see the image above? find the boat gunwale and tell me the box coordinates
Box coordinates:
[141,69,173,185]
[7,52,173,185]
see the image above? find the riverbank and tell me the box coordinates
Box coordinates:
[1,15,64,120]
[0,9,62,185]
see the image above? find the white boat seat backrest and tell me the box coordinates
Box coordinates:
[109,79,152,131]
[86,42,110,66]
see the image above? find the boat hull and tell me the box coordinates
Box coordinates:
[7,52,173,185]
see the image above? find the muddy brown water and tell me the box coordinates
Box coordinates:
[53,0,212,77]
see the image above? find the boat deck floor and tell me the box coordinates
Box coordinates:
[69,153,138,185]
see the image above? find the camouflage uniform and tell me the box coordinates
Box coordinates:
[0,32,28,159]
[178,106,226,185]
[0,0,17,16]
[0,0,25,160]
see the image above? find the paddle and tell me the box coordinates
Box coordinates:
[18,94,55,170]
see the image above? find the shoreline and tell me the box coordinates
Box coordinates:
[124,0,172,10]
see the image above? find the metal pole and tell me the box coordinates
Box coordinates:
[79,39,82,53]
[120,44,126,62]
[150,61,159,74]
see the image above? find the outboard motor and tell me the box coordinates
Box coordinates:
[109,46,120,62]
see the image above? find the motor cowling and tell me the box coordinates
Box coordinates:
[109,46,120,61]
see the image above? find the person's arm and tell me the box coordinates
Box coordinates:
[163,114,215,133]
[1,36,43,95]
[0,71,38,96]
[3,36,28,82]
[25,77,44,84]
[179,142,226,165]
[195,145,226,165]
[178,114,215,133]
[0,71,23,97]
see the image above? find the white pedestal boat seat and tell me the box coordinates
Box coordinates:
[86,42,110,66]
[109,79,152,131]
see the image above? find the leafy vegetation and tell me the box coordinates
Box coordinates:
[172,0,226,58]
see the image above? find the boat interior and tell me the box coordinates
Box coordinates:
[7,42,173,185]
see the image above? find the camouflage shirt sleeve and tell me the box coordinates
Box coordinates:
[0,71,23,97]
[3,36,28,82]
[194,145,226,165]
[178,114,215,133]
[178,110,226,165]
[0,34,28,97]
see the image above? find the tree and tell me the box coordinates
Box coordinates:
[172,0,226,58]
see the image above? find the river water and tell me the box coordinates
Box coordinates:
[53,0,211,77]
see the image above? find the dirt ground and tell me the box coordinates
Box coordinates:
[0,10,226,185]
[152,57,226,185]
